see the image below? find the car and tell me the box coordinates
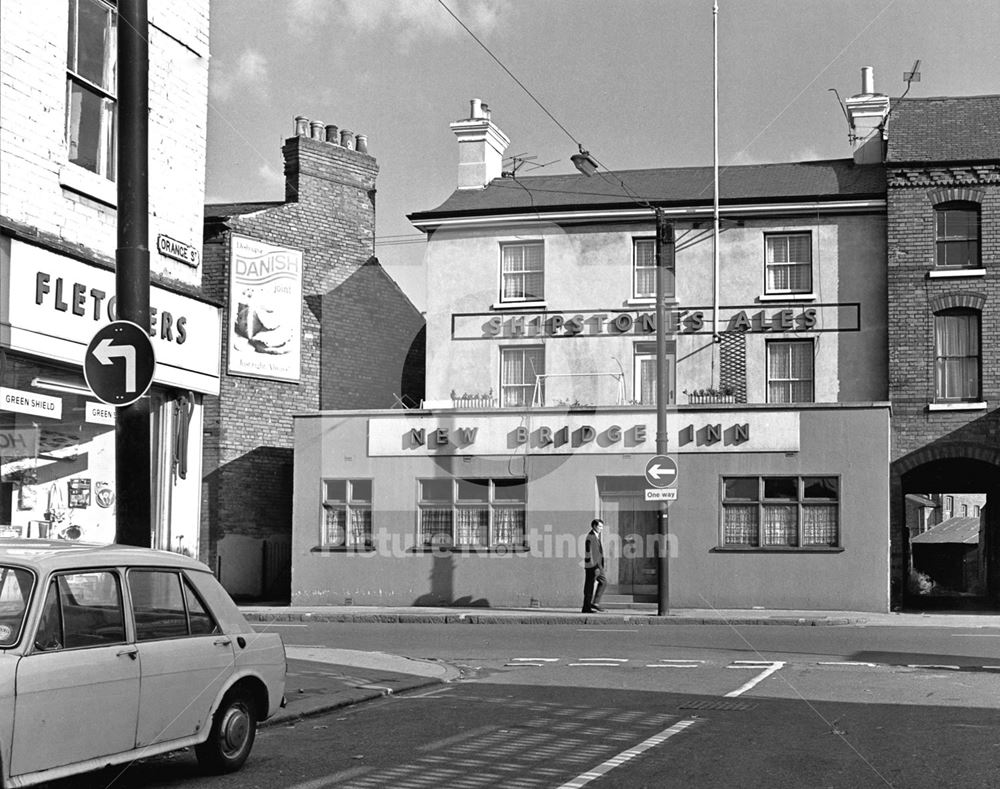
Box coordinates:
[0,540,286,787]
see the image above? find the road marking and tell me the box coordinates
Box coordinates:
[511,657,560,662]
[417,724,500,752]
[646,658,705,668]
[255,623,310,627]
[284,766,372,789]
[725,661,785,697]
[906,664,960,670]
[555,718,698,788]
[569,657,629,667]
[818,661,877,667]
[576,628,640,632]
[951,634,1000,637]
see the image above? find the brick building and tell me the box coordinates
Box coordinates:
[202,119,424,599]
[1,0,217,551]
[883,94,1000,607]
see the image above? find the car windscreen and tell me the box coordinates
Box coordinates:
[0,566,35,647]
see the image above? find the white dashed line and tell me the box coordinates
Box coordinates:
[817,661,878,667]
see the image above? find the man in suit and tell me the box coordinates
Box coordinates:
[582,518,607,613]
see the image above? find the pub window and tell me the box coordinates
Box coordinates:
[500,242,544,302]
[765,233,812,294]
[935,203,980,268]
[501,346,544,407]
[321,479,373,548]
[66,0,117,179]
[633,342,675,406]
[634,238,674,299]
[767,339,814,403]
[934,309,980,402]
[721,476,839,549]
[417,478,526,549]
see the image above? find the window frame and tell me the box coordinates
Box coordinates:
[719,475,841,550]
[764,232,813,295]
[126,568,221,642]
[499,241,545,303]
[766,339,815,404]
[65,0,118,181]
[500,345,545,408]
[633,237,674,300]
[416,478,527,551]
[33,568,127,652]
[933,308,981,403]
[935,202,980,269]
[320,479,374,550]
[633,342,675,406]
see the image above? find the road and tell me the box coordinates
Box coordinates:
[46,621,1000,788]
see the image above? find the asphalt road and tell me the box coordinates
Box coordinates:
[43,621,1000,788]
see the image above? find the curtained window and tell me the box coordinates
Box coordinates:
[765,233,812,294]
[722,476,839,548]
[418,478,526,549]
[67,0,117,179]
[934,310,980,402]
[501,242,544,302]
[935,203,979,268]
[501,346,544,407]
[634,238,674,299]
[321,479,373,548]
[767,340,814,403]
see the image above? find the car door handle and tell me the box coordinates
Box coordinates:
[117,647,138,660]
[213,638,232,647]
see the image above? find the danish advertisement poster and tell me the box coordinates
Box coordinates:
[228,235,303,381]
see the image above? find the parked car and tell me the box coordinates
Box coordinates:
[0,540,286,787]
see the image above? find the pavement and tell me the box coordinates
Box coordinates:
[248,603,1000,727]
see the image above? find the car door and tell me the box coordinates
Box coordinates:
[127,568,235,747]
[11,569,139,777]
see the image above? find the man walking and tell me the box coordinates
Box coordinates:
[582,518,607,613]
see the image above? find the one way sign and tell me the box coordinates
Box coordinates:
[644,455,678,488]
[84,321,156,407]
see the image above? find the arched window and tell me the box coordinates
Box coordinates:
[934,308,980,402]
[935,202,980,268]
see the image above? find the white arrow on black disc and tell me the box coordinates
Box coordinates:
[94,338,137,392]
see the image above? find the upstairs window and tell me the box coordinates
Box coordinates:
[935,203,979,268]
[501,346,544,407]
[765,233,812,294]
[934,309,980,402]
[500,242,544,302]
[767,340,814,403]
[66,0,117,180]
[633,238,674,299]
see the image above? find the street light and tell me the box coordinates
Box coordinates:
[572,153,674,615]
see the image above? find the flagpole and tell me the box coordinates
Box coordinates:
[713,0,721,367]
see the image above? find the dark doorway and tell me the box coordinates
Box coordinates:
[599,477,658,600]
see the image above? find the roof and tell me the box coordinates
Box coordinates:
[409,159,886,223]
[205,201,283,221]
[911,517,980,545]
[0,540,210,573]
[886,95,1000,163]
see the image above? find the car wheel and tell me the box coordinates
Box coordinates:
[195,688,258,774]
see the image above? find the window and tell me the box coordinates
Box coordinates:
[935,310,980,402]
[935,203,979,268]
[767,340,814,403]
[944,495,953,519]
[321,479,373,548]
[962,504,969,517]
[66,0,117,179]
[634,343,675,406]
[633,238,674,299]
[128,570,219,640]
[501,346,544,407]
[418,478,526,549]
[765,233,812,294]
[974,505,981,517]
[500,242,544,302]
[722,476,839,548]
[0,566,35,647]
[34,570,125,651]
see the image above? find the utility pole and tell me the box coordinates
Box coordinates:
[115,0,152,546]
[655,208,675,615]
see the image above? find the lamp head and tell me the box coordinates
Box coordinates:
[571,146,598,176]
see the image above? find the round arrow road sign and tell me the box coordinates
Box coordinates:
[84,321,156,406]
[645,455,678,488]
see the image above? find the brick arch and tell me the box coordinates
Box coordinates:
[927,188,984,206]
[894,442,1000,476]
[929,292,986,313]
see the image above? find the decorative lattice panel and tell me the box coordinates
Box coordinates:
[719,333,747,402]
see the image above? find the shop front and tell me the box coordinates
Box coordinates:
[1,236,221,553]
[292,402,891,612]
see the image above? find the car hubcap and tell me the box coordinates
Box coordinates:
[220,703,250,757]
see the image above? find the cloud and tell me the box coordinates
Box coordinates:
[287,0,501,50]
[210,48,270,102]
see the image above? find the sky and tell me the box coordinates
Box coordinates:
[205,0,1000,312]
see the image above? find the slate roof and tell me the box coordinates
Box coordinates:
[409,159,885,223]
[886,95,1000,164]
[204,201,283,221]
[911,517,980,545]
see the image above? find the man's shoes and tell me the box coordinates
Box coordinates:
[590,605,605,612]
[582,607,592,613]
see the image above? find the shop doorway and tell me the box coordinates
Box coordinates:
[899,457,999,611]
[599,477,658,599]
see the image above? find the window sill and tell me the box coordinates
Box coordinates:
[409,546,531,554]
[624,297,678,308]
[757,293,817,302]
[927,402,988,412]
[310,545,375,553]
[712,546,844,553]
[490,301,547,311]
[59,164,117,207]
[927,268,985,279]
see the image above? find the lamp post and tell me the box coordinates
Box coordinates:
[654,208,675,616]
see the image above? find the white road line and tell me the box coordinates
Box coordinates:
[577,658,628,662]
[556,718,698,789]
[951,634,1000,637]
[646,664,700,668]
[505,663,546,667]
[569,663,626,667]
[818,661,877,667]
[511,657,560,662]
[725,661,785,697]
[655,659,706,663]
[577,628,640,632]
[254,623,309,627]
[906,664,960,670]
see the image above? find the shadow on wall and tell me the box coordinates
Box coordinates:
[413,550,490,608]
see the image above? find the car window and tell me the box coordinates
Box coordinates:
[0,566,35,647]
[34,570,126,652]
[129,570,220,640]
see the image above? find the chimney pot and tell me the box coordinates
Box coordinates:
[325,124,339,144]
[355,134,368,154]
[340,129,355,149]
[470,98,483,119]
[309,120,325,140]
[861,66,874,95]
[294,116,309,136]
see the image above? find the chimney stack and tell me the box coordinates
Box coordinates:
[283,115,376,203]
[450,98,510,189]
[844,66,891,164]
